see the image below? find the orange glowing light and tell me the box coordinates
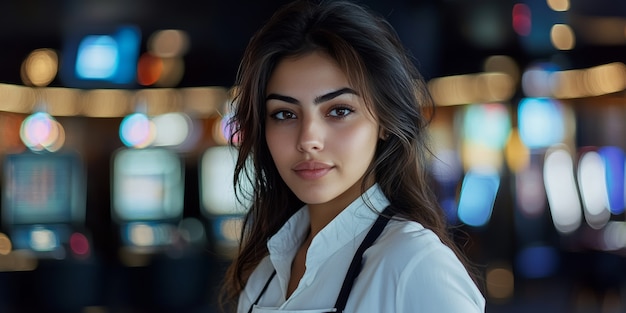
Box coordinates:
[137,53,163,86]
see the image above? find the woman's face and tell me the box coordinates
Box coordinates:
[265,51,380,212]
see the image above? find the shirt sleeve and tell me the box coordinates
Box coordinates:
[396,243,486,312]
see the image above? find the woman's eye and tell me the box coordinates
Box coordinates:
[271,110,296,120]
[328,107,354,118]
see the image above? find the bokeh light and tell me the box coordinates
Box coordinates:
[147,29,189,58]
[21,48,58,87]
[504,129,530,173]
[577,149,611,229]
[518,98,565,149]
[460,103,511,172]
[69,232,90,257]
[457,167,499,227]
[599,146,625,215]
[512,3,532,36]
[522,64,557,98]
[551,24,576,50]
[0,233,12,256]
[29,227,58,252]
[152,112,192,147]
[19,111,65,152]
[544,145,582,234]
[137,52,163,86]
[119,112,156,148]
[486,265,515,301]
[602,222,626,251]
[547,0,570,12]
[129,223,156,247]
[213,112,241,145]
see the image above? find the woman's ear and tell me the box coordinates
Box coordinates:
[379,128,389,140]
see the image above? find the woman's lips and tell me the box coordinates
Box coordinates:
[293,161,333,180]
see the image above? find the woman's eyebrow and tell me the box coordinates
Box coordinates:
[266,94,299,104]
[314,87,358,104]
[265,87,358,105]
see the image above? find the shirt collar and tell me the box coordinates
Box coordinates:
[267,184,390,290]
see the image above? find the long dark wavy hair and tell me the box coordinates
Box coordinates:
[221,0,477,308]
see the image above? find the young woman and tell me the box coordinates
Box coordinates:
[221,0,486,312]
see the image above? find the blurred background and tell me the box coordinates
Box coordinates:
[0,0,625,312]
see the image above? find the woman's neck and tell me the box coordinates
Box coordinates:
[307,203,342,238]
[306,180,373,238]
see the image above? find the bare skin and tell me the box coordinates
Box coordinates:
[287,233,313,297]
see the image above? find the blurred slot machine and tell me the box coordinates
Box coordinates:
[109,109,216,312]
[0,150,103,312]
[2,151,88,260]
[0,112,104,311]
[199,145,252,259]
[111,147,185,257]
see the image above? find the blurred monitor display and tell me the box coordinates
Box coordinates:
[60,25,141,89]
[200,145,253,216]
[112,148,184,222]
[2,152,85,226]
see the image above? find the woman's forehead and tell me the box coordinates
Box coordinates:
[266,51,352,96]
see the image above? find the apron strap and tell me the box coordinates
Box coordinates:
[333,206,393,312]
[249,270,278,313]
[248,206,394,313]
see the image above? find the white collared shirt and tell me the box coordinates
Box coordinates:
[237,184,486,313]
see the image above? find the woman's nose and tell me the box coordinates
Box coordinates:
[297,116,324,153]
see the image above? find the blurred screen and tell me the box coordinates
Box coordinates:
[112,148,184,221]
[60,25,141,89]
[2,152,83,225]
[200,145,252,216]
[120,174,166,213]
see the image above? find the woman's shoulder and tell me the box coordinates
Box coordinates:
[365,219,486,310]
[367,218,460,268]
[379,218,442,247]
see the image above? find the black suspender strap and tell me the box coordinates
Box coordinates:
[248,206,394,313]
[248,270,277,313]
[333,206,393,313]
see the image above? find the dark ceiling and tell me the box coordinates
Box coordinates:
[0,0,625,89]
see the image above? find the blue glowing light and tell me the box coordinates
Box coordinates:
[600,146,625,215]
[73,26,140,85]
[458,169,500,227]
[518,98,564,149]
[76,35,119,79]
